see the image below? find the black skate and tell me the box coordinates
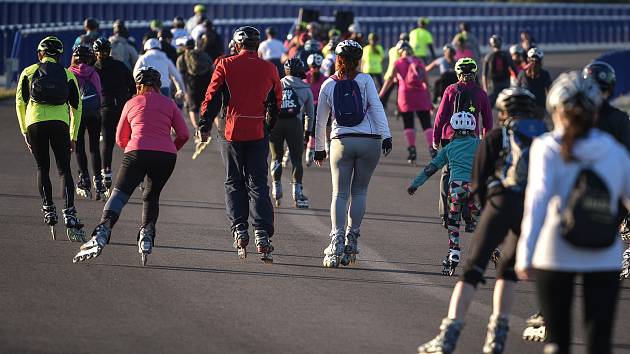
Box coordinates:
[621,216,630,241]
[341,230,360,266]
[62,206,86,242]
[101,169,112,199]
[483,314,509,354]
[323,232,344,268]
[138,223,155,266]
[76,175,92,200]
[255,230,273,264]
[192,136,211,160]
[490,248,501,269]
[292,183,309,209]
[522,312,546,342]
[621,248,630,279]
[233,228,249,260]
[442,248,460,276]
[93,176,107,201]
[417,318,463,354]
[73,223,111,263]
[407,146,417,166]
[272,180,282,207]
[42,204,58,240]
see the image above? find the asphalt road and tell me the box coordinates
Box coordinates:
[1,51,628,354]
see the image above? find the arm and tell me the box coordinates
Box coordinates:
[410,148,448,189]
[265,68,283,130]
[425,58,439,73]
[91,71,103,99]
[167,60,185,93]
[379,73,395,97]
[171,102,190,150]
[428,44,436,61]
[303,88,315,133]
[124,65,136,99]
[15,70,29,135]
[423,71,432,104]
[433,89,452,146]
[66,72,82,141]
[516,139,555,271]
[471,129,502,206]
[479,90,493,136]
[482,55,490,91]
[116,102,132,149]
[128,46,139,68]
[315,83,331,152]
[365,75,391,139]
[199,61,226,131]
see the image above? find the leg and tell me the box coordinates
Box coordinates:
[347,138,381,232]
[142,151,176,227]
[268,120,285,183]
[75,115,89,177]
[86,113,103,178]
[26,122,54,206]
[100,106,122,173]
[224,141,251,232]
[244,138,275,236]
[285,118,304,184]
[401,111,416,148]
[438,139,451,223]
[102,151,147,228]
[446,181,466,250]
[582,272,620,354]
[48,122,75,208]
[329,138,354,235]
[535,270,574,354]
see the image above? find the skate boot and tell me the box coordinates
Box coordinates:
[407,146,417,166]
[341,229,360,266]
[305,147,315,167]
[255,229,274,263]
[442,248,461,276]
[75,174,92,199]
[465,221,476,233]
[522,311,547,342]
[62,206,86,242]
[483,314,509,354]
[42,204,58,240]
[233,228,249,260]
[490,248,502,269]
[138,223,155,266]
[73,223,111,263]
[417,318,463,354]
[281,149,290,168]
[101,169,112,198]
[323,232,345,268]
[621,216,630,241]
[272,180,283,207]
[93,176,107,201]
[621,248,630,279]
[292,183,310,209]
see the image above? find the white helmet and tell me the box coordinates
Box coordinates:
[144,38,161,51]
[307,53,324,67]
[527,47,543,60]
[546,71,602,114]
[450,112,476,131]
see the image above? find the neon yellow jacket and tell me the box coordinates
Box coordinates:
[409,28,433,58]
[16,57,82,140]
[361,44,384,74]
[384,46,400,80]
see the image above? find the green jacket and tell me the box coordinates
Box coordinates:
[16,57,82,140]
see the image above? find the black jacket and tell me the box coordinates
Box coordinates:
[597,100,630,152]
[94,57,135,108]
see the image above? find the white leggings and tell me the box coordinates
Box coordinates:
[329,137,381,235]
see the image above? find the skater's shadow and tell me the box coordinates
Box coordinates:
[272,261,443,278]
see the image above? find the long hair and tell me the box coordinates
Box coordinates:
[335,55,359,79]
[559,98,596,161]
[136,83,160,95]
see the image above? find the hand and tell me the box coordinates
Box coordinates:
[407,186,417,195]
[432,141,440,150]
[70,140,76,152]
[516,267,533,281]
[313,150,327,167]
[23,134,32,153]
[382,137,392,156]
[197,129,210,143]
[175,90,185,100]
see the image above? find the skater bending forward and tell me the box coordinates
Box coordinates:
[313,40,392,268]
[73,67,189,264]
[408,111,481,276]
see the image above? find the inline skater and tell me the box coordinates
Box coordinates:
[482,35,517,107]
[270,58,314,208]
[134,38,185,99]
[68,45,106,200]
[433,57,493,230]
[361,33,385,89]
[509,45,526,86]
[379,42,433,164]
[258,27,286,77]
[198,26,282,263]
[381,33,409,109]
[73,67,189,265]
[304,53,327,166]
[177,38,212,132]
[426,44,457,107]
[158,29,178,64]
[314,40,392,268]
[416,87,547,354]
[74,18,100,48]
[16,36,86,241]
[409,17,436,63]
[408,112,481,277]
[109,21,138,70]
[517,48,552,119]
[170,16,189,46]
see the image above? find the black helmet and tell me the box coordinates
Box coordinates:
[284,58,306,77]
[233,26,260,44]
[583,61,616,92]
[93,37,112,53]
[158,28,173,40]
[83,18,99,30]
[495,87,537,116]
[135,66,161,86]
[335,40,363,61]
[72,44,94,58]
[37,36,64,55]
[489,35,502,49]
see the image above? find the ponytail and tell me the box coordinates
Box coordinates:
[559,96,596,161]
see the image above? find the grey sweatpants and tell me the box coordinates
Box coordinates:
[329,137,381,235]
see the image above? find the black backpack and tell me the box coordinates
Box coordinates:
[561,167,618,248]
[30,62,69,105]
[453,85,476,115]
[279,86,302,119]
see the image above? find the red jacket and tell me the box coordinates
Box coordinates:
[200,50,282,141]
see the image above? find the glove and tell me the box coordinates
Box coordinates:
[382,137,392,156]
[198,118,212,142]
[407,186,417,195]
[314,150,327,162]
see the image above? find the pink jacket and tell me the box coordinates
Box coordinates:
[68,64,102,98]
[393,57,432,113]
[117,91,190,154]
[433,81,493,145]
[304,70,327,105]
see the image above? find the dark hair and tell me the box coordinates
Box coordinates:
[136,83,160,95]
[307,68,322,83]
[335,55,359,80]
[560,98,596,161]
[71,54,92,66]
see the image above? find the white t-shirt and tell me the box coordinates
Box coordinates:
[258,38,286,60]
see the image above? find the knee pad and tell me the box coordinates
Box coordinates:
[104,188,130,216]
[461,264,486,287]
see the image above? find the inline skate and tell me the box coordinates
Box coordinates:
[138,223,155,266]
[62,206,86,242]
[323,232,345,268]
[233,228,249,260]
[272,180,282,207]
[442,247,461,276]
[255,229,273,263]
[76,174,92,199]
[42,204,58,240]
[73,223,111,263]
[292,183,309,209]
[417,318,463,354]
[522,311,546,342]
[483,314,509,354]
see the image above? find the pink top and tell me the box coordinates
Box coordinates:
[117,91,190,154]
[393,57,432,112]
[304,70,327,105]
[68,64,102,98]
[455,49,474,61]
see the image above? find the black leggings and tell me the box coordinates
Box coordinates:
[536,269,620,354]
[102,150,176,228]
[461,191,523,286]
[269,118,304,183]
[401,111,432,130]
[100,106,122,172]
[75,111,102,179]
[26,120,75,208]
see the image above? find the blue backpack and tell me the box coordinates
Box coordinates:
[332,75,365,127]
[499,118,548,192]
[80,79,100,115]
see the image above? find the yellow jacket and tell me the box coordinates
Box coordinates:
[16,57,82,140]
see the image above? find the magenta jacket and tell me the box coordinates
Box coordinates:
[117,91,190,154]
[432,80,493,145]
[68,64,102,98]
[304,70,327,105]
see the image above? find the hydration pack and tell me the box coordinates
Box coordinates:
[453,86,476,115]
[79,79,101,116]
[30,62,69,105]
[498,118,548,192]
[279,86,302,119]
[332,75,365,127]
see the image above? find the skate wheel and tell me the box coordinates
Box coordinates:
[261,254,273,264]
[50,226,56,240]
[141,254,147,266]
[238,248,247,260]
[274,199,281,207]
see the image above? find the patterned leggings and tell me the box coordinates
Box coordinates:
[447,181,481,248]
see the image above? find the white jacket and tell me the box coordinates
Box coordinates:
[516,129,630,272]
[315,72,391,151]
[133,49,185,92]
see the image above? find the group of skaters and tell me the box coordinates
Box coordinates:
[14,8,630,354]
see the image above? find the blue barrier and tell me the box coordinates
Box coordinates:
[596,50,630,99]
[3,1,630,26]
